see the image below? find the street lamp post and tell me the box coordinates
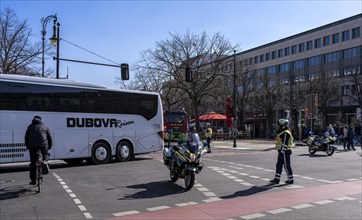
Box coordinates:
[41,14,58,78]
[233,50,237,148]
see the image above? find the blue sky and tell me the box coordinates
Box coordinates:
[1,0,361,89]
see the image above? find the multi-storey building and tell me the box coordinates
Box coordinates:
[227,14,361,138]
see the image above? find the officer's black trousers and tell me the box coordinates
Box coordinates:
[274,151,293,181]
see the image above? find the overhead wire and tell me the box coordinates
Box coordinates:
[60,38,120,65]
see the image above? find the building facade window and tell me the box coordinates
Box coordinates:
[323,36,330,46]
[265,52,270,61]
[291,45,297,54]
[294,59,304,69]
[268,66,277,74]
[280,63,290,72]
[342,30,350,41]
[314,38,322,48]
[271,51,277,59]
[299,43,305,52]
[260,54,264,62]
[343,47,361,59]
[284,47,290,56]
[278,49,283,58]
[306,40,313,50]
[325,51,340,62]
[352,27,360,39]
[332,33,340,44]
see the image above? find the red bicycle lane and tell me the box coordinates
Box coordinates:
[107,180,361,220]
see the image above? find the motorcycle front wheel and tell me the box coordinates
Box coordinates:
[308,146,317,155]
[184,171,195,190]
[325,144,335,156]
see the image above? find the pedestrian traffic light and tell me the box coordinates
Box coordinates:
[121,63,129,80]
[185,67,192,82]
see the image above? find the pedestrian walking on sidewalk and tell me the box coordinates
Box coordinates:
[205,127,213,153]
[346,124,356,151]
[270,119,294,185]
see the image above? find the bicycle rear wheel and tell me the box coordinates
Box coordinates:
[36,165,42,193]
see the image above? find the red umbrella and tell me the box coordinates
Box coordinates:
[198,112,227,121]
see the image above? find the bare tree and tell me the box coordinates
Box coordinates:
[343,70,362,111]
[308,69,341,129]
[236,67,255,130]
[0,8,53,76]
[250,70,285,138]
[130,30,237,131]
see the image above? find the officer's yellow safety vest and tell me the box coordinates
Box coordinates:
[275,129,294,150]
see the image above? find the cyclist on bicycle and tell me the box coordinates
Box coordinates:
[25,115,52,185]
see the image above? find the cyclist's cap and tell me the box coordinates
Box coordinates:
[33,115,42,120]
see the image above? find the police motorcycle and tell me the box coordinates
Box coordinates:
[163,130,207,190]
[306,131,337,156]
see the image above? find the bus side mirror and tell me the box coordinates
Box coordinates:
[121,63,129,80]
[185,67,192,82]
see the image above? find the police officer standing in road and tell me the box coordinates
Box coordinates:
[205,127,213,153]
[25,115,52,185]
[270,119,294,184]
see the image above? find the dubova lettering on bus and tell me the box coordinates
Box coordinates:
[66,117,134,128]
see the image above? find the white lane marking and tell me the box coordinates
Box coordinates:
[74,199,81,204]
[316,179,336,183]
[203,197,222,203]
[78,205,87,211]
[197,187,209,192]
[346,178,359,181]
[204,191,217,197]
[113,210,140,217]
[291,203,314,209]
[53,173,93,219]
[146,206,170,211]
[267,208,291,214]
[285,185,304,189]
[240,213,266,219]
[334,196,356,201]
[300,176,314,180]
[313,200,334,205]
[249,175,261,179]
[84,213,92,219]
[69,193,77,198]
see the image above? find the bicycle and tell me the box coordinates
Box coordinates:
[35,150,44,193]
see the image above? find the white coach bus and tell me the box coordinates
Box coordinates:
[0,74,164,165]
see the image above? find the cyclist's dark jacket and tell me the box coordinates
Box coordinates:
[25,118,52,149]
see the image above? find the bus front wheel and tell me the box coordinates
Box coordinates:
[116,141,133,162]
[88,142,111,165]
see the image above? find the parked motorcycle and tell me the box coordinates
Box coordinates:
[163,131,207,190]
[306,131,337,156]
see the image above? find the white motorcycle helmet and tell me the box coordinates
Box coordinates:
[278,119,289,130]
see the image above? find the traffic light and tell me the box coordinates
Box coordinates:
[121,63,129,80]
[185,67,192,82]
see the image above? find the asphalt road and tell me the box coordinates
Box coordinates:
[1,140,361,220]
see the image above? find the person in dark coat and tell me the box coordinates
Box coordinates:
[346,124,356,151]
[25,115,52,185]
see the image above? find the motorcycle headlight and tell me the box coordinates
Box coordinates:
[190,153,196,161]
